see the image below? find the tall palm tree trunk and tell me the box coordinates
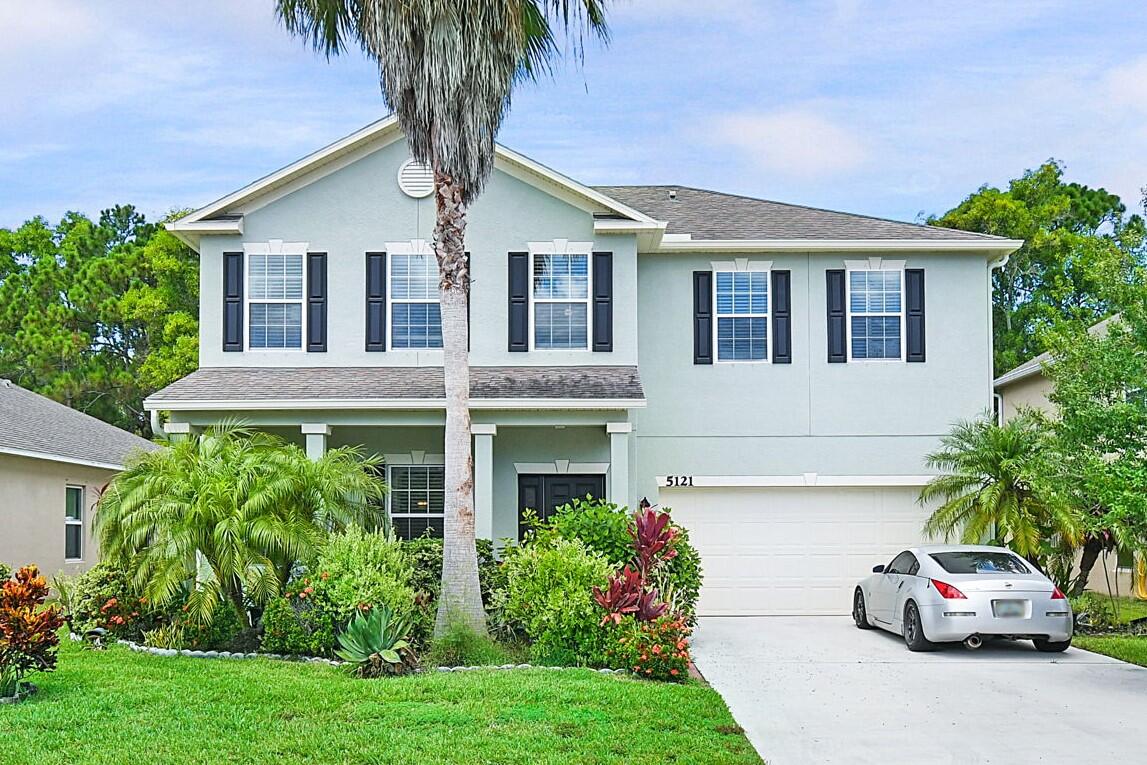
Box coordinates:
[433,164,486,635]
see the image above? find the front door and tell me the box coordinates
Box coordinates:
[517,474,606,540]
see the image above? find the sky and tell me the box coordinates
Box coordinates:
[3,0,1147,228]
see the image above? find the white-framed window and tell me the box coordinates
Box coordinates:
[387,465,445,540]
[247,252,305,349]
[65,485,83,561]
[715,270,769,362]
[847,268,903,361]
[390,253,443,349]
[532,252,590,350]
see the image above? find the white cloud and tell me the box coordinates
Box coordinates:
[709,109,868,179]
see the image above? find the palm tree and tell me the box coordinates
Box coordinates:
[96,421,385,625]
[919,412,1079,565]
[275,0,609,635]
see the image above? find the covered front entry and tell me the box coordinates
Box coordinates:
[517,474,606,540]
[662,484,931,616]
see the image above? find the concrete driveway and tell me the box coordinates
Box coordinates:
[693,616,1146,765]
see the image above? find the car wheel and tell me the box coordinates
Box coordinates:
[903,601,936,652]
[1033,638,1071,653]
[853,588,873,630]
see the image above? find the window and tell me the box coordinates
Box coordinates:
[533,253,589,349]
[886,551,918,575]
[1117,547,1136,572]
[248,253,304,349]
[390,254,443,349]
[848,269,902,360]
[715,271,768,362]
[65,486,83,560]
[387,465,445,540]
[929,551,1032,575]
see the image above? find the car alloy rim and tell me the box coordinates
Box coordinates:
[906,608,916,641]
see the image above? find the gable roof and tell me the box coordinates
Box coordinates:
[0,380,159,470]
[595,185,1003,242]
[994,315,1118,389]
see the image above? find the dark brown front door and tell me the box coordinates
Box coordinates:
[517,474,606,540]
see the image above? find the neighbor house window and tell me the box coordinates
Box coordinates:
[65,486,83,560]
[533,253,589,349]
[248,253,304,349]
[848,269,902,360]
[390,254,443,349]
[715,270,769,361]
[387,465,445,540]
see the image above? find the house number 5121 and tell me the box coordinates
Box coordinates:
[664,476,694,487]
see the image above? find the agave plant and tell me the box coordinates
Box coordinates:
[335,605,414,677]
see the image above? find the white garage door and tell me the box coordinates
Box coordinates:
[662,486,931,616]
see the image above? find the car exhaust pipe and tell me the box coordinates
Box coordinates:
[963,635,983,650]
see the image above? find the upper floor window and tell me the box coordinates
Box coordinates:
[390,253,443,349]
[533,253,589,350]
[848,269,902,360]
[248,253,304,349]
[65,485,83,561]
[716,271,769,362]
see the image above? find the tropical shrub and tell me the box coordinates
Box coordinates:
[1071,592,1117,629]
[179,601,246,650]
[66,561,158,640]
[403,537,506,642]
[501,538,613,666]
[141,623,186,650]
[0,566,64,697]
[335,605,415,677]
[0,563,10,582]
[260,529,416,657]
[425,622,515,667]
[608,615,692,682]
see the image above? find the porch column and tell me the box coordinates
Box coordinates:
[163,421,197,443]
[472,424,497,541]
[606,422,632,507]
[301,423,331,461]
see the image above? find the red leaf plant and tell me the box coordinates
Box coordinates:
[631,507,679,578]
[0,565,65,698]
[592,566,642,626]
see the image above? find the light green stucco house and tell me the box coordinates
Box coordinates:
[149,117,1021,616]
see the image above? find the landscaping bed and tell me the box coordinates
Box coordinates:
[0,640,762,765]
[1073,594,1147,667]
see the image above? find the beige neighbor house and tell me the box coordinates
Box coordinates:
[0,379,157,579]
[994,317,1144,598]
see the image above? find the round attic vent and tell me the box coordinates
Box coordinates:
[397,159,434,198]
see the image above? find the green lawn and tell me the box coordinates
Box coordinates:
[1106,595,1147,624]
[0,641,761,765]
[1075,635,1147,667]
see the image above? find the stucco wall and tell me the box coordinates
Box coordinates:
[997,373,1053,421]
[0,453,114,578]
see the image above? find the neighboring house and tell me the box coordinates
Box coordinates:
[0,379,158,578]
[995,316,1141,596]
[150,116,1021,616]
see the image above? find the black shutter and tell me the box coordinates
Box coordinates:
[826,269,847,363]
[306,252,327,352]
[592,251,613,352]
[693,271,713,365]
[508,252,529,352]
[223,251,243,352]
[771,270,792,363]
[905,268,926,362]
[365,252,386,351]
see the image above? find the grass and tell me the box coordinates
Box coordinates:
[0,640,761,765]
[1106,595,1147,624]
[1075,635,1147,667]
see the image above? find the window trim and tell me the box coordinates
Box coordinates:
[387,251,444,351]
[712,261,772,364]
[65,485,84,562]
[243,241,308,352]
[385,463,446,540]
[527,240,594,352]
[845,259,906,363]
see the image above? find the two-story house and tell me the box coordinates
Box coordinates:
[148,116,1021,616]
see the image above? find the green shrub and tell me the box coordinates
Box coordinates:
[142,623,186,650]
[402,536,506,643]
[608,614,692,681]
[425,622,516,667]
[181,601,246,650]
[1072,592,1117,628]
[67,561,161,640]
[537,499,703,621]
[0,562,11,582]
[501,538,613,667]
[261,528,416,657]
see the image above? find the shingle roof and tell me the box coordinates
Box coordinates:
[0,380,158,469]
[594,185,1004,242]
[994,315,1118,388]
[146,366,645,403]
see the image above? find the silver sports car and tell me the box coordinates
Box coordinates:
[853,544,1073,652]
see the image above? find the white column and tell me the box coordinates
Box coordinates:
[301,423,331,461]
[472,424,497,540]
[606,422,632,507]
[164,421,195,443]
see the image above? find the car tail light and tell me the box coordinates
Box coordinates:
[1051,586,1066,600]
[931,579,967,599]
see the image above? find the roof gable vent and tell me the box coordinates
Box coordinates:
[397,159,434,198]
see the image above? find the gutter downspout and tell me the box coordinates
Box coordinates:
[987,251,1012,412]
[150,409,166,441]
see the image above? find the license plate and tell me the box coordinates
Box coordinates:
[992,600,1026,618]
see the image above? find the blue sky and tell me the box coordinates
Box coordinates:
[4,0,1147,228]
